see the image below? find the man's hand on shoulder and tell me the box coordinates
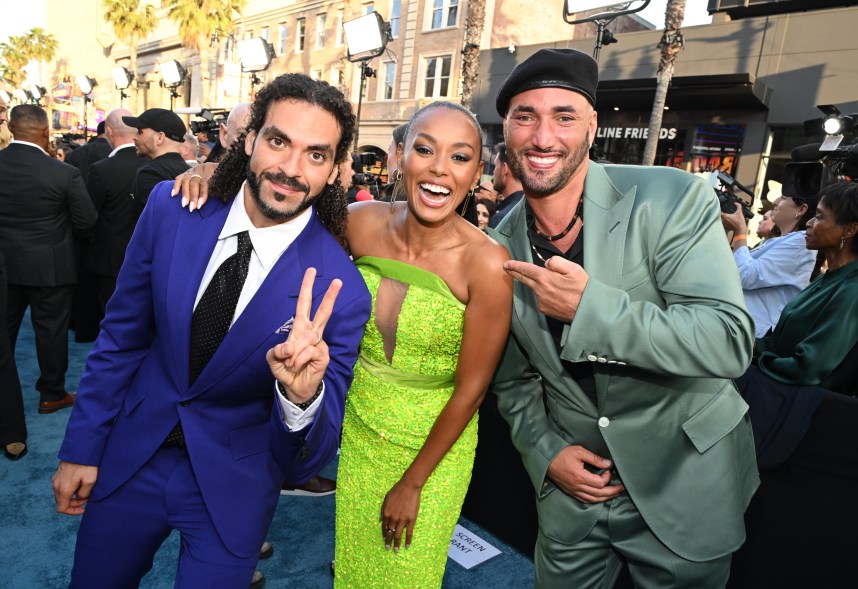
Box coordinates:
[504,256,589,322]
[547,445,624,503]
[52,461,99,516]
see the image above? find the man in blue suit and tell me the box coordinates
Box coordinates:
[52,74,371,589]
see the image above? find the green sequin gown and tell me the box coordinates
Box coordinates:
[334,256,477,588]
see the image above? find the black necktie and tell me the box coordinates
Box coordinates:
[162,231,254,449]
[189,230,254,385]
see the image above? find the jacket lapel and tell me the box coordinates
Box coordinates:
[167,198,231,390]
[187,214,335,397]
[582,163,636,408]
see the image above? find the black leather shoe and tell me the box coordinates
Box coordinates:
[3,442,28,461]
[280,475,336,496]
[38,392,76,414]
[249,570,265,589]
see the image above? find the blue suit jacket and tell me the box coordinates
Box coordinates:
[59,182,370,557]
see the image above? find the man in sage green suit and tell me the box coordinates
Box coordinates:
[489,49,759,588]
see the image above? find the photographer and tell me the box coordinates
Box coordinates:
[723,192,817,337]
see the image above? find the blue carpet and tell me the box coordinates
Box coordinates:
[0,313,533,588]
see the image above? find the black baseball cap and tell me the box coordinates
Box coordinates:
[122,108,186,143]
[496,48,599,116]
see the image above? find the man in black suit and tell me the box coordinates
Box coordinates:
[124,108,189,214]
[0,105,97,414]
[65,120,111,184]
[86,108,147,317]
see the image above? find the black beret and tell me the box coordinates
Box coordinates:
[496,48,599,117]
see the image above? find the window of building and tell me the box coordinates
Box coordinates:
[379,61,395,100]
[278,24,288,55]
[390,0,401,38]
[430,0,458,30]
[423,55,451,97]
[311,68,323,81]
[315,14,326,49]
[260,27,269,41]
[330,67,344,89]
[335,10,344,46]
[296,18,306,52]
[364,2,374,15]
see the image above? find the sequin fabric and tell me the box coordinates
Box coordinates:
[334,257,477,589]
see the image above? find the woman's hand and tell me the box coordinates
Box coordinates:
[721,206,749,234]
[171,162,218,211]
[268,268,342,404]
[379,478,423,553]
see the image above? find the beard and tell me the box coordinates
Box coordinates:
[507,133,590,197]
[245,168,319,221]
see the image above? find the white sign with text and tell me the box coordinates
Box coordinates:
[447,524,502,569]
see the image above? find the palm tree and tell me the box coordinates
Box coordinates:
[0,36,30,88]
[24,27,59,87]
[641,0,686,166]
[460,0,486,110]
[162,0,245,107]
[104,0,158,112]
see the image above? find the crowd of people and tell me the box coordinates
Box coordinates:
[0,46,856,589]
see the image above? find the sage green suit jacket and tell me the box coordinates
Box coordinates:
[490,162,759,562]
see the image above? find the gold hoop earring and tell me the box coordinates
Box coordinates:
[460,188,475,218]
[390,169,402,207]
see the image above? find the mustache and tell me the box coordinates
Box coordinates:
[260,172,310,195]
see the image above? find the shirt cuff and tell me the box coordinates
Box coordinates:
[275,381,325,431]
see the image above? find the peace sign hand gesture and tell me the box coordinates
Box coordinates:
[267,268,342,405]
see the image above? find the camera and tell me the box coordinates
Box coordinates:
[177,107,229,136]
[783,104,858,198]
[783,142,858,199]
[714,170,754,220]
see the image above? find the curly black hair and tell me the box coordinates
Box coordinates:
[209,73,356,242]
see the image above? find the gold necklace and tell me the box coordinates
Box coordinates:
[531,244,551,265]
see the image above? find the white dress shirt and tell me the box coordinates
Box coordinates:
[734,230,817,337]
[194,181,323,430]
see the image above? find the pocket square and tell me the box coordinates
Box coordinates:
[276,317,294,335]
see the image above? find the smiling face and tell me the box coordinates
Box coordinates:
[243,99,341,227]
[397,107,483,224]
[772,195,808,234]
[503,87,596,198]
[476,202,490,230]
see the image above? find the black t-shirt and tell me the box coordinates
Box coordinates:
[526,202,597,406]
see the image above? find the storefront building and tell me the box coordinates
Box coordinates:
[471,3,858,208]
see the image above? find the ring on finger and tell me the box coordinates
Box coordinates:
[189,173,203,180]
[385,526,395,534]
[311,328,322,346]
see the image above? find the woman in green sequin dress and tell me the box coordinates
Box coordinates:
[334,102,513,588]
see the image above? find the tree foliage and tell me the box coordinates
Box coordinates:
[104,0,158,111]
[162,0,245,106]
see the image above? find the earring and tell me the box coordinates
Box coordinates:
[460,188,475,218]
[389,169,402,207]
[840,235,846,250]
[794,213,800,220]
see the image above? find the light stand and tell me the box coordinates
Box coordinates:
[160,60,187,111]
[563,0,650,61]
[343,11,391,150]
[238,37,276,100]
[76,75,97,140]
[113,66,134,107]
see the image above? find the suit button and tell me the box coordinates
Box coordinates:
[587,354,597,362]
[598,417,610,428]
[180,401,191,407]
